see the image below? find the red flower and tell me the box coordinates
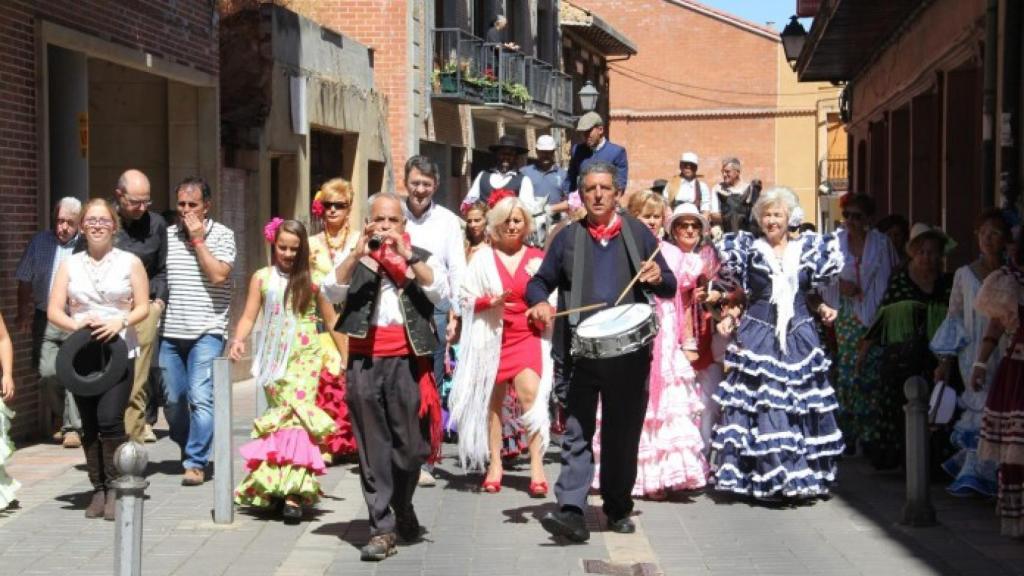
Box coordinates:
[487,188,517,209]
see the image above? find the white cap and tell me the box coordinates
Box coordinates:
[680,152,699,165]
[536,135,557,151]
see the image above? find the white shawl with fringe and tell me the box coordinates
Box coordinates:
[447,245,554,471]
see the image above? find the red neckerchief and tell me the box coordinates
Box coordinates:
[585,214,623,243]
[369,232,413,287]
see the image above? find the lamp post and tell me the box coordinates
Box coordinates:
[578,80,599,113]
[781,15,808,70]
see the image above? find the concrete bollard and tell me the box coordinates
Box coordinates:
[113,441,149,576]
[902,375,937,526]
[213,357,234,524]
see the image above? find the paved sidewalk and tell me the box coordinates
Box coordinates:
[0,379,1022,576]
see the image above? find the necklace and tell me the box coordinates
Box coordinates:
[84,250,115,299]
[323,227,350,262]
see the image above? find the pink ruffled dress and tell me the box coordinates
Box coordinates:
[234,267,336,508]
[593,242,709,496]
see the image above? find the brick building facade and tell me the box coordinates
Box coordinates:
[571,0,839,220]
[0,1,220,439]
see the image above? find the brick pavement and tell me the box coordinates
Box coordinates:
[1,379,1022,576]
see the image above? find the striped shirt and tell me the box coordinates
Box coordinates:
[15,231,80,311]
[162,220,236,339]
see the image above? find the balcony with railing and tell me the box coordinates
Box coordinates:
[433,28,570,125]
[818,155,849,193]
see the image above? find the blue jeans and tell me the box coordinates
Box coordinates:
[160,335,224,470]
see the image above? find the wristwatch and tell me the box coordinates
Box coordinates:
[406,253,422,266]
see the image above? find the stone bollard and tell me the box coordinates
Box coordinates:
[902,375,937,526]
[213,356,234,524]
[112,441,149,576]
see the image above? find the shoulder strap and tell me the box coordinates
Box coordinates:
[619,218,652,305]
[569,224,587,326]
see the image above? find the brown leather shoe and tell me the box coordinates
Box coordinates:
[182,468,205,486]
[84,490,105,519]
[62,431,81,449]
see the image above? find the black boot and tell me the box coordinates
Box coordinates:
[101,436,127,521]
[82,437,105,519]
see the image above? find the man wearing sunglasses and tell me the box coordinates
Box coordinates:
[113,169,168,445]
[161,176,236,487]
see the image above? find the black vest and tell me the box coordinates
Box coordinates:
[335,246,438,357]
[478,171,525,205]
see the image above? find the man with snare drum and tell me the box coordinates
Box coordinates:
[526,161,675,543]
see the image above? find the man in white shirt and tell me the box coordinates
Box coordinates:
[334,193,447,561]
[664,152,718,223]
[402,156,467,486]
[463,135,535,207]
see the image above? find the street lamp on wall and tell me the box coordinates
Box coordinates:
[578,80,599,112]
[781,16,808,70]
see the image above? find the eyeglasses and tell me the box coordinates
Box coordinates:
[842,211,864,220]
[83,217,114,229]
[673,221,702,231]
[124,197,152,208]
[323,201,350,211]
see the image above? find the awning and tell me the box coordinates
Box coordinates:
[797,0,930,82]
[560,1,637,57]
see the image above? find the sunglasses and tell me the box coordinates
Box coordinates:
[323,201,350,211]
[674,221,702,231]
[842,211,864,220]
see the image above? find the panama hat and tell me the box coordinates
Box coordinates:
[56,328,129,397]
[489,135,528,155]
[666,202,708,232]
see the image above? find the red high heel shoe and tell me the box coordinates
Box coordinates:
[529,480,549,498]
[482,472,502,493]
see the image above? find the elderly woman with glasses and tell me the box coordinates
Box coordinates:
[820,194,899,454]
[310,178,360,462]
[48,199,149,520]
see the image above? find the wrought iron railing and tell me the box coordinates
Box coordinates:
[432,28,486,103]
[526,58,554,117]
[819,155,849,192]
[552,71,574,127]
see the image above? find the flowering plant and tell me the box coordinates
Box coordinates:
[263,217,284,244]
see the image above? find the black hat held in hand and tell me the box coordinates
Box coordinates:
[56,328,129,397]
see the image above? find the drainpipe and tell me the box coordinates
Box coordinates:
[983,0,998,207]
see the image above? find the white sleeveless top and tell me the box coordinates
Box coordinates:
[65,248,139,357]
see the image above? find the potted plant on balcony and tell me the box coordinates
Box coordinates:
[433,58,460,94]
[466,67,499,102]
[502,82,531,106]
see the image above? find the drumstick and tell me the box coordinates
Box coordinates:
[613,244,663,306]
[551,302,607,319]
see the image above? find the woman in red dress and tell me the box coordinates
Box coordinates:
[449,193,552,497]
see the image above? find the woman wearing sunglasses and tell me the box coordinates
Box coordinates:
[48,199,149,520]
[820,193,899,456]
[309,179,360,463]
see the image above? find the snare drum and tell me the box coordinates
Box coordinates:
[570,303,658,359]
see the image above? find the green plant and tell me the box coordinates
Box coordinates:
[504,82,531,104]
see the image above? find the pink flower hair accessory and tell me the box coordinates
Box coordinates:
[263,217,284,243]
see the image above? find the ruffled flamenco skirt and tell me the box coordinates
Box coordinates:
[978,355,1024,538]
[235,385,336,508]
[315,369,358,457]
[0,399,20,509]
[711,315,845,499]
[593,349,709,497]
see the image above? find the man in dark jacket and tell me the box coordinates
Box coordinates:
[566,112,629,194]
[526,161,675,543]
[333,193,447,561]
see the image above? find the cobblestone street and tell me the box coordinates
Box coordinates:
[0,380,1020,576]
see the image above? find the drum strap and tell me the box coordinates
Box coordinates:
[569,223,588,327]
[619,218,652,305]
